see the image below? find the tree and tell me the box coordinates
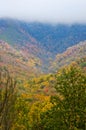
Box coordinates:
[53,64,86,130]
[0,69,17,130]
[40,64,86,130]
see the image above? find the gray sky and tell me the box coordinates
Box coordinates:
[0,0,86,23]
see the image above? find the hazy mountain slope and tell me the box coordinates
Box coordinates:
[0,19,53,69]
[0,19,86,55]
[25,23,86,54]
[50,41,86,72]
[0,19,86,75]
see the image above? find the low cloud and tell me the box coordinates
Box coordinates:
[0,0,86,24]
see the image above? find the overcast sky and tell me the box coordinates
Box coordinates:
[0,0,86,24]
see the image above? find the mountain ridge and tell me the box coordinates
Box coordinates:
[50,41,86,72]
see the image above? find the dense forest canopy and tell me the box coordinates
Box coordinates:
[0,62,86,130]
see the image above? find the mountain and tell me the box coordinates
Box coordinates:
[24,23,86,54]
[0,40,43,79]
[0,19,86,54]
[50,41,86,72]
[0,18,86,76]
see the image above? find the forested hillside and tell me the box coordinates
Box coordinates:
[50,41,86,72]
[0,40,86,78]
[0,40,43,79]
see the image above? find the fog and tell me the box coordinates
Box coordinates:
[0,0,86,24]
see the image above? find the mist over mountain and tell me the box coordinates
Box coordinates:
[0,0,86,24]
